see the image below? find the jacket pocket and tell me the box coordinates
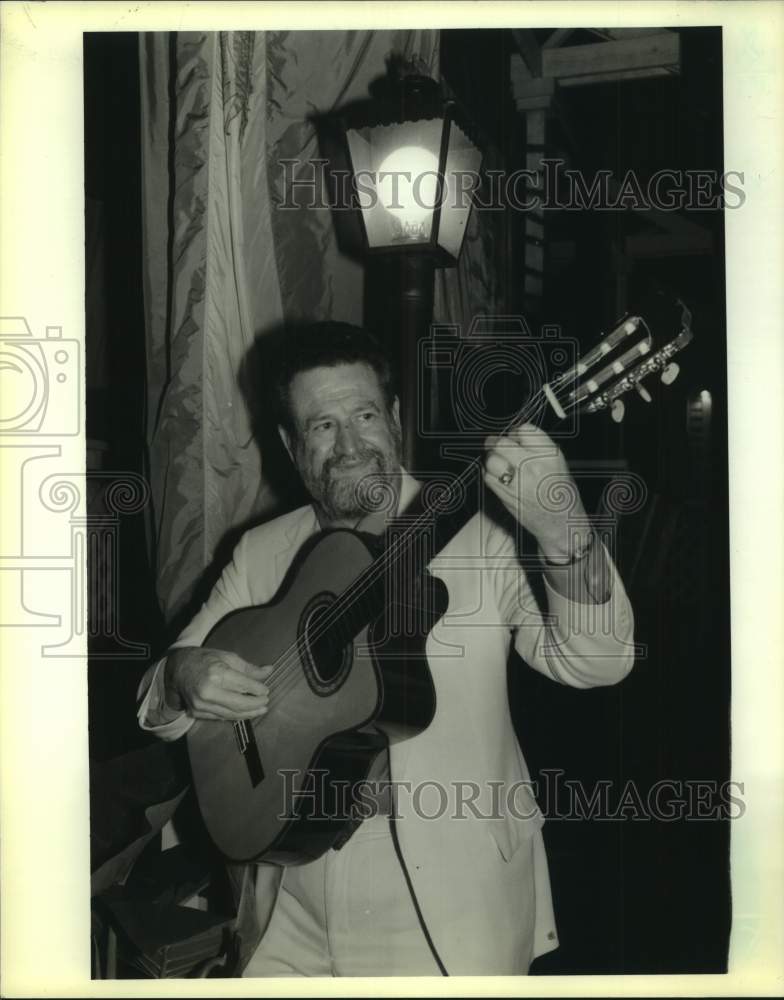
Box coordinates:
[487,789,545,863]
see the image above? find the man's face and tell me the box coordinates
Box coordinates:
[280,362,403,524]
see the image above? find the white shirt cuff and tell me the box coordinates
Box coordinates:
[137,656,194,741]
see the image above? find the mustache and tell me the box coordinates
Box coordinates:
[323,446,385,476]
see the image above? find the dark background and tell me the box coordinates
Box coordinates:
[85,28,730,975]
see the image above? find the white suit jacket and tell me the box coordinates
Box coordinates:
[138,472,635,975]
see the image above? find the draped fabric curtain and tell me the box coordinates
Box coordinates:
[139,30,499,624]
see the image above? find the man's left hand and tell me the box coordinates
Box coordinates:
[483,423,587,563]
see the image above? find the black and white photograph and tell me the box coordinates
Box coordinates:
[1,2,783,995]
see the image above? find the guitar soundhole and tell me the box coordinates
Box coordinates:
[299,591,353,696]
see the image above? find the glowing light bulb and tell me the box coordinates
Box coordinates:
[376,146,440,241]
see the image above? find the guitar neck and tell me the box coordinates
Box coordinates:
[327,293,694,646]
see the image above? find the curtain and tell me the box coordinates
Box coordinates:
[139,30,499,624]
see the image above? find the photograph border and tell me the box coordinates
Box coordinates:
[1,2,782,996]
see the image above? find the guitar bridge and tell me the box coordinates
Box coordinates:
[233,720,265,788]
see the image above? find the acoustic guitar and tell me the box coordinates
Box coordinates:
[187,295,694,863]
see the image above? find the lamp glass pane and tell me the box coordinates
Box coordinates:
[346,119,445,248]
[345,128,380,247]
[437,122,483,259]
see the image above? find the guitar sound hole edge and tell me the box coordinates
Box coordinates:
[298,591,354,696]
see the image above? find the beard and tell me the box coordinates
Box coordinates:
[301,434,402,522]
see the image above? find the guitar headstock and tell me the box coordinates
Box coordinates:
[548,297,694,423]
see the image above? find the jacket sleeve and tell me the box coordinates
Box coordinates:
[488,517,636,688]
[137,530,255,740]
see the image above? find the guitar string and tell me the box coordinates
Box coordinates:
[246,377,582,717]
[239,319,657,718]
[252,337,669,721]
[247,348,642,721]
[253,316,659,713]
[236,389,552,724]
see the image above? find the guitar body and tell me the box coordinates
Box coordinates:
[186,529,442,864]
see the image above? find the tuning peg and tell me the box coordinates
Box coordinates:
[661,362,680,385]
[635,381,652,403]
[611,399,625,423]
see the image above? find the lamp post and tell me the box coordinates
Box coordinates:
[326,66,484,469]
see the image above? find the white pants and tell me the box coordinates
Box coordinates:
[243,815,444,977]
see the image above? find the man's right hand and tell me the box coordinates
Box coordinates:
[163,647,272,721]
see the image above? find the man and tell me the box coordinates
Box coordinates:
[137,321,635,976]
